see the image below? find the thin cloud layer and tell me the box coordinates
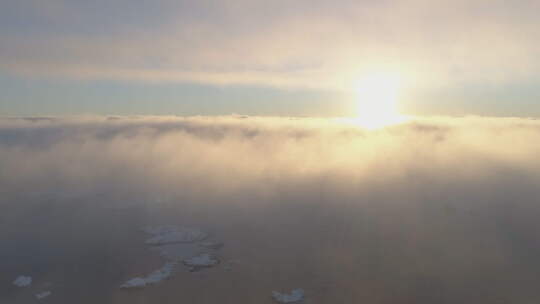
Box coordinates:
[1,0,539,89]
[1,115,540,200]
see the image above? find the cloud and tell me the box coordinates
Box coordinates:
[2,115,540,301]
[1,0,539,89]
[1,115,540,198]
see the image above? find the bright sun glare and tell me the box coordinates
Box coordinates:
[352,73,407,129]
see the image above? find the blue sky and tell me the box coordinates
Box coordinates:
[1,0,539,117]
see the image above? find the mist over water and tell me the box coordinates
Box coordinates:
[2,116,540,303]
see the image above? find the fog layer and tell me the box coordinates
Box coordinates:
[2,116,539,200]
[2,116,540,303]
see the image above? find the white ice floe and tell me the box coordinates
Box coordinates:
[35,291,52,300]
[272,289,305,303]
[120,277,147,288]
[151,243,202,262]
[120,262,176,288]
[143,226,208,245]
[13,275,32,287]
[183,253,219,269]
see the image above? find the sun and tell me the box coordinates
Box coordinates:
[352,73,407,129]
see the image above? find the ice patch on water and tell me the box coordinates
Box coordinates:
[183,253,219,271]
[151,243,202,262]
[272,289,305,303]
[143,262,176,284]
[35,291,52,300]
[13,275,32,287]
[120,262,176,288]
[120,277,147,288]
[143,226,207,245]
[120,224,222,288]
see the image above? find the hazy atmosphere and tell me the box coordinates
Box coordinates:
[2,116,540,303]
[1,0,540,303]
